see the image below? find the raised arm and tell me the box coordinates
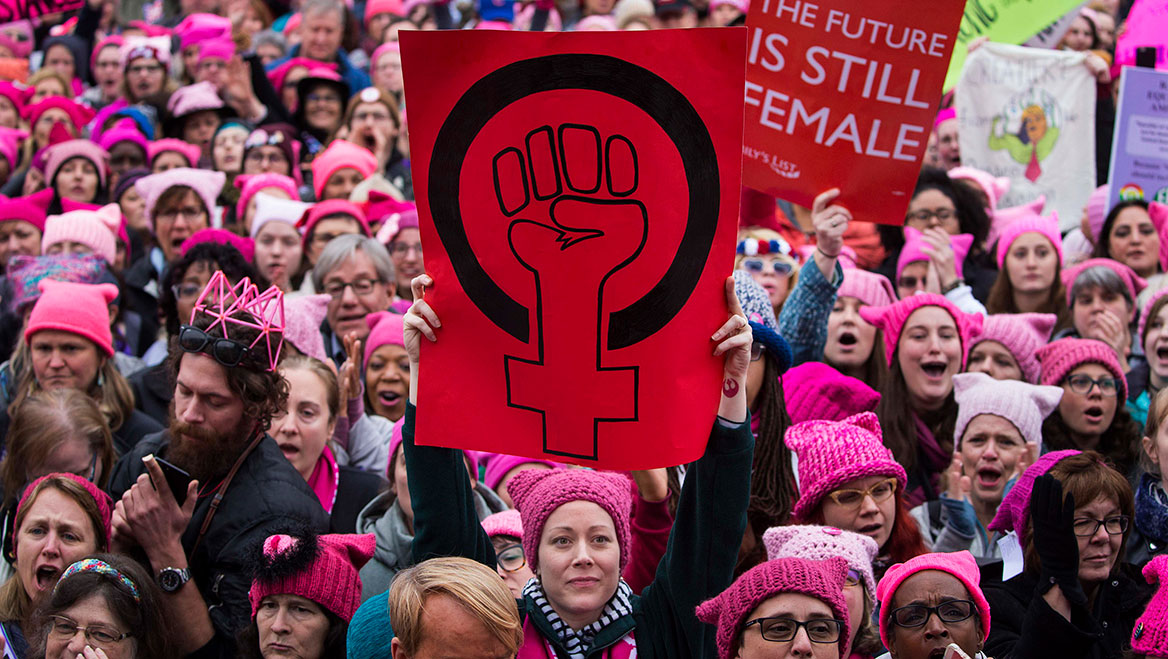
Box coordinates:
[778,189,847,365]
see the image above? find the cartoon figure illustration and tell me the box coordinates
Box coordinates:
[989,104,1061,183]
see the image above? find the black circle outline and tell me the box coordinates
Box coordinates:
[428,53,720,350]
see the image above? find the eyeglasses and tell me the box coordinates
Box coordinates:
[750,343,764,362]
[178,325,251,368]
[354,110,392,123]
[245,130,287,149]
[323,278,382,299]
[172,283,203,300]
[844,568,862,588]
[741,258,793,276]
[889,600,975,629]
[742,617,845,644]
[48,615,131,647]
[825,477,897,509]
[390,242,422,257]
[495,543,526,573]
[905,208,956,224]
[1063,374,1121,397]
[306,92,341,105]
[1072,515,1130,537]
[157,207,207,222]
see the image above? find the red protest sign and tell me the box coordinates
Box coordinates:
[742,1,964,224]
[0,0,82,22]
[402,28,746,470]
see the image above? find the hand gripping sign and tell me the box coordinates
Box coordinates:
[401,29,746,469]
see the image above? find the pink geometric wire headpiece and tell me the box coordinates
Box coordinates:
[190,270,285,371]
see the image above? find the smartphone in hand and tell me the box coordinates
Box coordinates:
[150,457,193,507]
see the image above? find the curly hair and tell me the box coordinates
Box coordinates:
[878,167,992,257]
[160,242,266,337]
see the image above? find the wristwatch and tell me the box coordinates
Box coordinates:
[157,566,191,593]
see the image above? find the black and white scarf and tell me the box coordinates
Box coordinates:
[523,578,634,659]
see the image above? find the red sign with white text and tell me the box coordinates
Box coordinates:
[742,0,964,224]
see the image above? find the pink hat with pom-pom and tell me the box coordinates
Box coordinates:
[896,226,974,282]
[995,210,1063,269]
[859,293,984,368]
[247,532,375,623]
[967,313,1056,384]
[41,203,121,264]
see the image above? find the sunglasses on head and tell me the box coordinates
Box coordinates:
[178,325,251,368]
[244,130,286,149]
[742,258,792,276]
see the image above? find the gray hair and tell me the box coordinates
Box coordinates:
[1069,265,1134,309]
[252,30,286,54]
[300,0,345,23]
[312,234,395,291]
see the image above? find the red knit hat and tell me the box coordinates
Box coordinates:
[247,532,375,623]
[1037,337,1127,401]
[25,280,117,356]
[1132,554,1168,655]
[696,556,850,659]
[859,293,983,368]
[875,551,990,650]
[781,361,879,425]
[16,473,113,553]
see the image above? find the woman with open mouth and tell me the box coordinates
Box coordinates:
[861,294,982,506]
[985,208,1069,329]
[910,372,1062,561]
[964,313,1056,383]
[1130,387,1168,566]
[1038,337,1142,477]
[983,451,1148,659]
[1127,289,1168,428]
[1059,258,1145,374]
[876,551,992,659]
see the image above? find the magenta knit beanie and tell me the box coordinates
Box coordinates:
[696,556,850,659]
[995,210,1063,269]
[483,453,562,491]
[763,525,878,607]
[41,203,121,264]
[282,294,331,363]
[1061,258,1146,308]
[43,140,109,190]
[363,311,404,366]
[949,167,1010,212]
[839,267,897,308]
[1139,286,1168,343]
[508,467,633,572]
[310,140,378,201]
[235,173,299,224]
[1132,554,1168,655]
[179,228,255,263]
[859,293,983,368]
[896,227,974,282]
[986,449,1081,539]
[968,313,1056,384]
[135,168,225,230]
[481,509,523,540]
[147,138,202,168]
[785,412,907,521]
[16,473,113,552]
[875,551,990,650]
[1086,185,1110,243]
[25,280,117,356]
[247,533,375,623]
[989,196,1046,250]
[781,362,880,425]
[952,372,1063,448]
[1037,337,1127,400]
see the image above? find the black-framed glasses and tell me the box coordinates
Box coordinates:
[905,208,956,224]
[1064,374,1121,397]
[495,543,526,573]
[1072,515,1129,537]
[323,278,381,299]
[826,477,897,509]
[172,283,203,300]
[750,343,765,362]
[742,258,793,276]
[178,325,251,368]
[889,600,975,628]
[48,615,131,647]
[743,617,845,644]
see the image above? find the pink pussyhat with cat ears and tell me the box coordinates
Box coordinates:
[191,270,285,372]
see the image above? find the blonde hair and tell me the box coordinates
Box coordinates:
[27,69,74,99]
[1143,387,1168,477]
[389,557,522,656]
[734,226,799,289]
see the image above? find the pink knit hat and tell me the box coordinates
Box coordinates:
[370,42,400,72]
[96,119,148,156]
[482,453,562,491]
[1037,337,1127,400]
[90,35,123,73]
[989,196,1046,250]
[838,267,896,308]
[987,449,1080,539]
[43,140,108,190]
[995,210,1063,269]
[952,372,1063,448]
[176,13,232,51]
[135,168,225,230]
[785,412,907,521]
[25,280,118,356]
[968,313,1057,384]
[1061,258,1146,308]
[235,173,299,223]
[508,467,633,572]
[1139,287,1168,342]
[1152,203,1168,273]
[1086,185,1110,243]
[763,525,879,606]
[297,200,371,249]
[311,140,378,201]
[0,189,52,232]
[781,361,880,425]
[16,473,113,552]
[266,58,336,97]
[949,167,1010,212]
[896,227,974,282]
[197,38,234,65]
[247,532,375,623]
[41,204,121,264]
[481,509,523,540]
[0,126,26,170]
[875,551,990,650]
[365,0,403,29]
[696,557,850,659]
[282,294,331,363]
[147,139,202,168]
[180,228,255,262]
[118,36,171,70]
[363,311,404,365]
[166,81,224,120]
[1131,554,1168,655]
[859,293,984,368]
[934,107,957,128]
[23,97,95,133]
[251,192,313,240]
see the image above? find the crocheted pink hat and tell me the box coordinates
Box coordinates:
[482,453,562,491]
[16,473,113,552]
[41,203,121,264]
[481,509,523,540]
[0,126,26,170]
[247,533,375,623]
[25,280,117,356]
[949,167,1010,212]
[167,81,224,120]
[282,294,331,363]
[838,267,896,308]
[43,139,108,189]
[148,138,202,167]
[1132,554,1168,655]
[859,293,983,368]
[967,313,1057,384]
[180,228,255,263]
[197,38,234,65]
[1037,337,1127,401]
[696,556,850,659]
[952,372,1063,448]
[235,173,299,223]
[995,210,1063,269]
[311,140,378,201]
[875,551,990,650]
[896,227,974,282]
[987,449,1081,539]
[1139,286,1168,342]
[508,467,633,572]
[175,13,232,51]
[363,311,404,365]
[135,168,225,230]
[785,412,907,521]
[23,97,94,134]
[763,525,879,607]
[96,119,147,156]
[781,361,880,425]
[989,196,1046,250]
[1061,258,1146,308]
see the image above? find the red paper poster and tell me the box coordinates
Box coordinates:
[402,28,746,470]
[742,0,964,224]
[0,0,82,22]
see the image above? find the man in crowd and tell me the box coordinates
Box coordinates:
[313,234,396,365]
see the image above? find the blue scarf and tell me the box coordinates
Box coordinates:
[1135,472,1168,546]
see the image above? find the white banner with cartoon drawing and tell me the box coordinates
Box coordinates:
[956,43,1096,232]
